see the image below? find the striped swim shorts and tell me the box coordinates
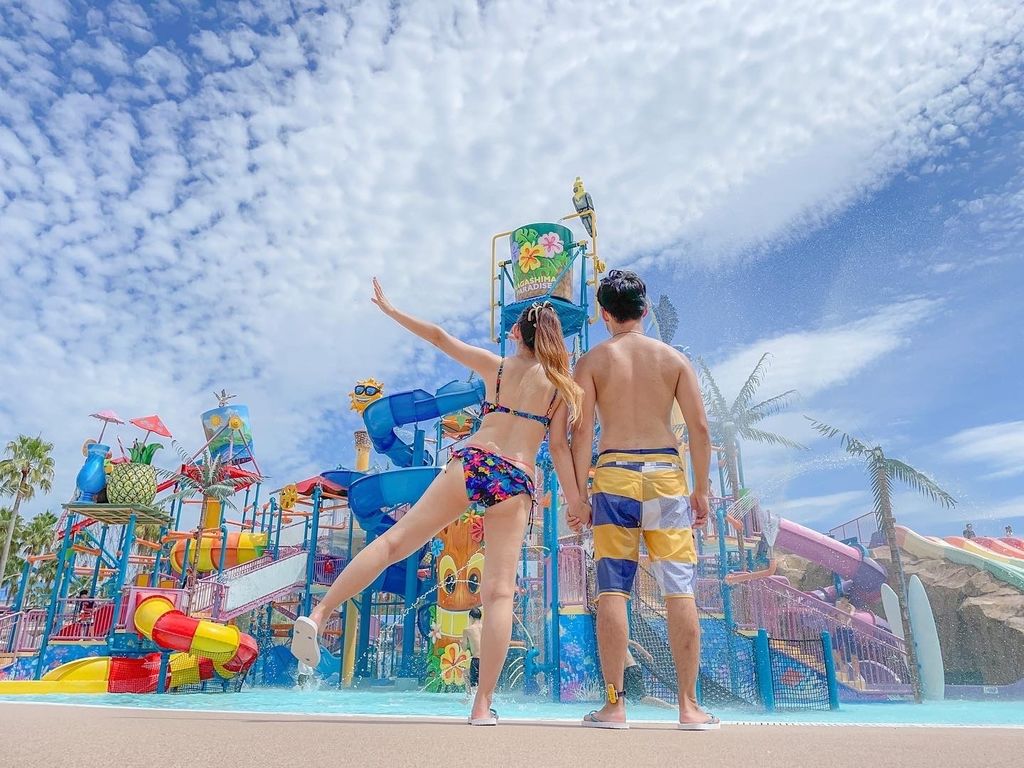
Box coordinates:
[591,448,696,599]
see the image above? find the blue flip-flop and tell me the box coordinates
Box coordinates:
[582,711,629,729]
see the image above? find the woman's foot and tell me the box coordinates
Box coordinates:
[290,612,323,667]
[678,701,720,730]
[470,690,496,722]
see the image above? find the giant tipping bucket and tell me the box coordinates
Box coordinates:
[201,404,254,464]
[510,222,575,301]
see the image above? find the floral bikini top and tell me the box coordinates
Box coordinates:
[480,359,558,428]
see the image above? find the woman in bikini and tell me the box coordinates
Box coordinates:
[292,277,583,725]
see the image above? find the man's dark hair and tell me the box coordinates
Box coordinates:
[597,269,647,322]
[469,607,482,620]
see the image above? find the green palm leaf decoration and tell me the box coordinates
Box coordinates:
[697,354,805,499]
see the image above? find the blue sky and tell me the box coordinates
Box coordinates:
[1,1,1022,537]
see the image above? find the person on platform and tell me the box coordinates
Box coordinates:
[462,607,483,698]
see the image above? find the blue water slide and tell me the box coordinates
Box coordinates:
[348,468,441,594]
[322,379,485,595]
[362,379,486,468]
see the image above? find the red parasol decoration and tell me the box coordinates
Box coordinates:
[89,410,125,443]
[294,476,343,496]
[129,415,172,445]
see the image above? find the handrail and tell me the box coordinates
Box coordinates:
[0,610,23,652]
[735,578,911,692]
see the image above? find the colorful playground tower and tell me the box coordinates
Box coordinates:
[2,180,961,711]
[0,394,272,693]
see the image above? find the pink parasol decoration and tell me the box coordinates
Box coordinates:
[89,410,125,443]
[129,415,173,445]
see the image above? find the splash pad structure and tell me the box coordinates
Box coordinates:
[3,181,1018,715]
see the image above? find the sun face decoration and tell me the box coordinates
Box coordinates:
[279,484,299,511]
[349,378,384,414]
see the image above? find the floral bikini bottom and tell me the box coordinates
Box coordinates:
[449,446,535,512]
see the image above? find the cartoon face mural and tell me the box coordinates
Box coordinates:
[349,378,384,414]
[434,512,485,642]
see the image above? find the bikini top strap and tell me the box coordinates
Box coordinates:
[544,390,559,420]
[494,358,505,406]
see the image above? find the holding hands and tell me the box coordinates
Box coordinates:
[567,496,592,533]
[690,490,710,529]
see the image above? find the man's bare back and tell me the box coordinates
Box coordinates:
[571,332,711,529]
[577,334,689,451]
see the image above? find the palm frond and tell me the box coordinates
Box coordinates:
[886,459,956,509]
[804,417,871,457]
[869,464,890,529]
[652,295,679,344]
[737,426,807,450]
[732,353,772,414]
[745,389,799,424]
[696,357,730,420]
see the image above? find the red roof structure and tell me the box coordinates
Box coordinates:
[294,476,344,496]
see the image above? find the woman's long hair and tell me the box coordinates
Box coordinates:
[518,302,583,425]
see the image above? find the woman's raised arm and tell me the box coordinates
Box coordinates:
[372,277,499,378]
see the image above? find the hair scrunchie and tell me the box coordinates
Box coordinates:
[527,300,553,322]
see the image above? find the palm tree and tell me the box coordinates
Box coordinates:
[806,418,956,704]
[698,354,804,547]
[0,436,55,596]
[0,507,27,598]
[650,294,679,344]
[22,511,57,559]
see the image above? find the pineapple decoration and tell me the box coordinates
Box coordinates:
[107,414,172,506]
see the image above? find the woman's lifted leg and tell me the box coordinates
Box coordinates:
[295,462,470,657]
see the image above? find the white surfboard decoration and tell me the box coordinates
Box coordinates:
[880,583,904,640]
[907,575,944,701]
[761,508,780,548]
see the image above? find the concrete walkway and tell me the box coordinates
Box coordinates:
[1,703,1021,768]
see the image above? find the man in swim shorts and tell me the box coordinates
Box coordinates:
[570,269,716,730]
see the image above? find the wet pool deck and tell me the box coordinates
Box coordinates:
[1,702,1021,768]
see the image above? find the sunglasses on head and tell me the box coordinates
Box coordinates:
[354,385,380,396]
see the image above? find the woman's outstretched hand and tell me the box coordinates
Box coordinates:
[371,277,396,316]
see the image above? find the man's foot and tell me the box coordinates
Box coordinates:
[581,701,628,729]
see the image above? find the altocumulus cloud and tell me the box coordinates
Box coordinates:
[1,0,1022,512]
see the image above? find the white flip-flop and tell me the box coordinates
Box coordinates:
[582,711,629,729]
[290,616,321,667]
[468,708,499,726]
[677,715,721,731]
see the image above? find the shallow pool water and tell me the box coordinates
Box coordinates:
[2,688,1022,726]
